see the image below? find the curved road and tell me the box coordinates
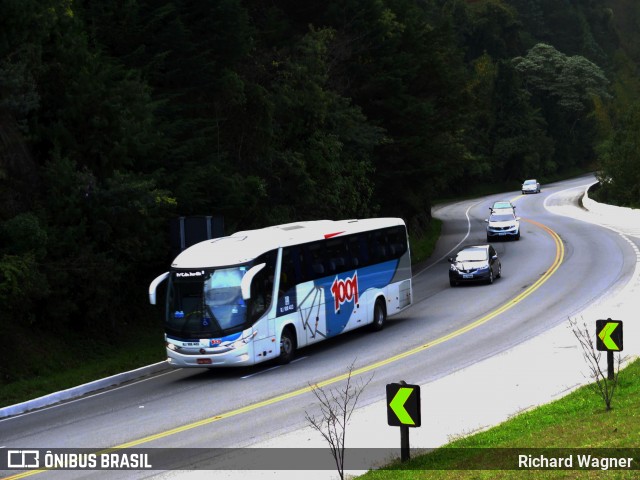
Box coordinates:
[2,175,636,478]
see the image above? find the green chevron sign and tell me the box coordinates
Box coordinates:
[596,319,623,352]
[386,383,421,427]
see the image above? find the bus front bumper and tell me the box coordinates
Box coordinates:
[166,343,254,367]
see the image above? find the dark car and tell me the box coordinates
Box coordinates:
[448,245,501,286]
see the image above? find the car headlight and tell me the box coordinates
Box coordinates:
[476,264,490,271]
[450,264,458,271]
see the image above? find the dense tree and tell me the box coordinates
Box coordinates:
[466,54,554,182]
[463,0,523,62]
[1,0,638,384]
[507,0,617,65]
[309,0,472,227]
[1,1,174,340]
[256,27,381,224]
[596,101,640,207]
[513,43,609,169]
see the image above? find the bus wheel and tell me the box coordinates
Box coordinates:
[370,299,387,332]
[278,327,296,364]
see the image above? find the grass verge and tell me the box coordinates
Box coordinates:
[410,218,442,265]
[359,357,640,479]
[0,324,165,408]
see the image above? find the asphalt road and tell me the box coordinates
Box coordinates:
[2,174,636,479]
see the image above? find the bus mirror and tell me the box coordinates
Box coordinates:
[241,263,266,300]
[149,272,170,305]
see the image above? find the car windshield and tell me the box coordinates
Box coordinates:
[456,248,487,262]
[490,214,515,222]
[524,180,536,185]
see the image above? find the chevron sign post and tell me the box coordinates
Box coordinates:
[596,319,623,351]
[596,319,623,380]
[386,381,421,462]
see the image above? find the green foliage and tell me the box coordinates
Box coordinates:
[0,254,48,322]
[359,358,640,477]
[0,212,47,259]
[0,213,48,325]
[596,101,640,208]
[35,156,176,332]
[508,0,617,64]
[492,59,555,179]
[513,43,609,116]
[513,43,610,169]
[0,0,638,389]
[463,0,523,62]
[310,0,472,224]
[261,26,380,223]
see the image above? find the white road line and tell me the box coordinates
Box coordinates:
[414,201,479,277]
[545,181,640,362]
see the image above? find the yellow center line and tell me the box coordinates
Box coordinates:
[3,216,564,480]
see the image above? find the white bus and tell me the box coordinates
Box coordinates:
[148,218,412,367]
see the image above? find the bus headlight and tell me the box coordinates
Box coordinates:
[167,342,180,351]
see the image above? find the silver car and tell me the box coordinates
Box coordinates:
[486,209,521,241]
[522,179,540,194]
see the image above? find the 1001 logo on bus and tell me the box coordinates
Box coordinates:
[330,272,359,312]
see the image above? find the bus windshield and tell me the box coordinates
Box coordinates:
[166,266,251,338]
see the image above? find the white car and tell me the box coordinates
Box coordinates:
[522,179,540,194]
[486,209,521,241]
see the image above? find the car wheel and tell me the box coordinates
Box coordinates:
[486,235,491,242]
[515,232,520,240]
[450,279,457,287]
[369,298,387,331]
[496,263,502,279]
[277,327,296,364]
[487,269,494,285]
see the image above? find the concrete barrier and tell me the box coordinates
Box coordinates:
[0,361,171,419]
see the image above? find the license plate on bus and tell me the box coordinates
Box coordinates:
[463,274,473,279]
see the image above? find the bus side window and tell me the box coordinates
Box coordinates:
[303,241,327,281]
[386,226,407,258]
[250,250,277,321]
[279,247,299,298]
[346,235,360,268]
[326,238,349,275]
[369,231,387,263]
[357,233,370,267]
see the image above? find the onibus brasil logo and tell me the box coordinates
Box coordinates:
[6,449,152,470]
